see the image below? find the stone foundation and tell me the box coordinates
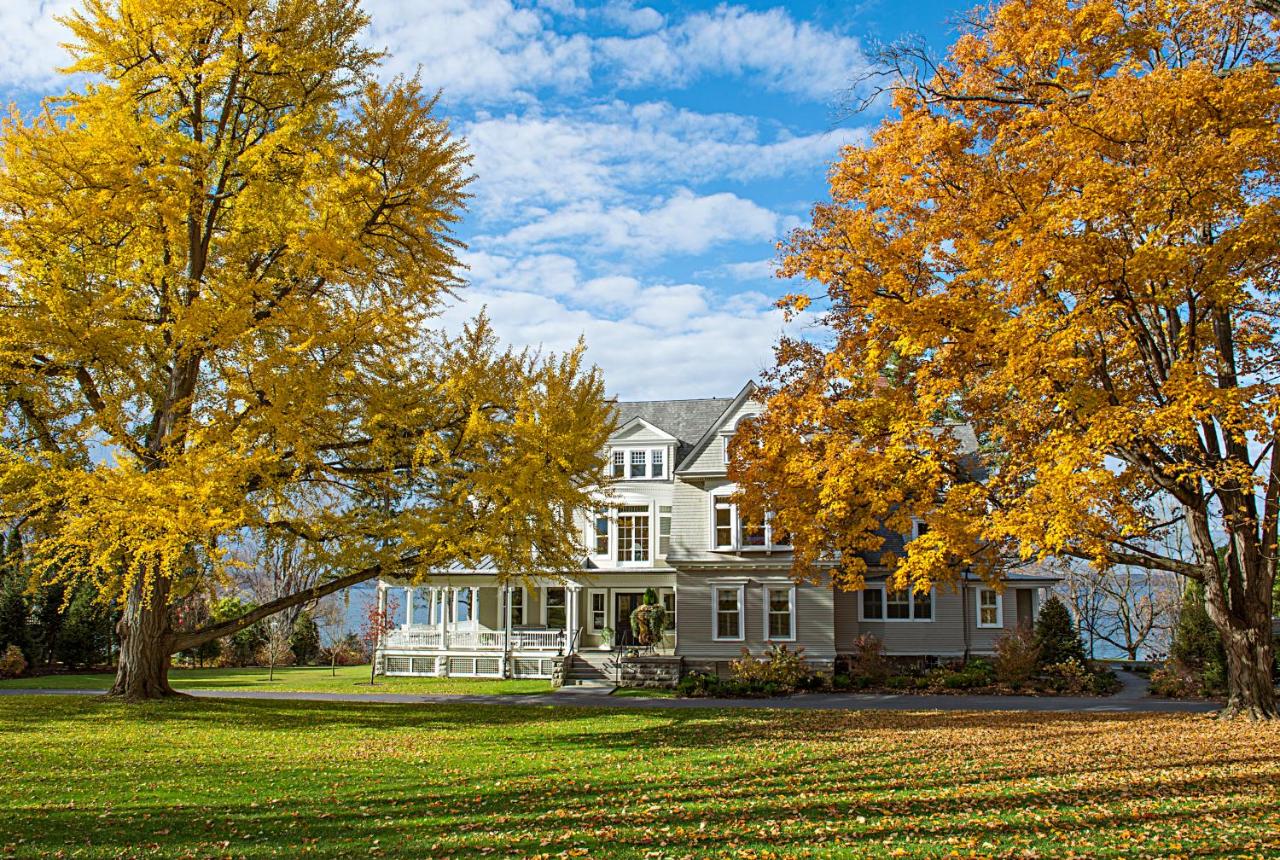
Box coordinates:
[618,655,683,688]
[550,656,566,688]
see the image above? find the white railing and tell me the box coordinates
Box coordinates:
[382,627,565,653]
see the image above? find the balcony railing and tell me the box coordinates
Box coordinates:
[382,626,565,652]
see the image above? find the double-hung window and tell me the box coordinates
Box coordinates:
[501,587,526,626]
[616,505,650,563]
[661,590,676,630]
[977,588,1002,628]
[764,585,795,641]
[589,591,607,631]
[608,448,668,480]
[713,584,744,641]
[592,511,609,556]
[545,587,566,628]
[713,499,735,549]
[861,585,933,621]
[713,496,790,551]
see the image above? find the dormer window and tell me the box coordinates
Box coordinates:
[608,447,668,480]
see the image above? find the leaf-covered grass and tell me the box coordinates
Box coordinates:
[3,696,1278,858]
[0,665,551,696]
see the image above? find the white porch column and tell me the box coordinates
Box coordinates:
[503,585,515,676]
[441,587,452,649]
[565,583,581,655]
[404,586,415,627]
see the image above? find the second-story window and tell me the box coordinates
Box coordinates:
[617,505,650,562]
[658,505,672,555]
[593,511,609,555]
[713,496,790,551]
[612,450,626,478]
[630,450,647,478]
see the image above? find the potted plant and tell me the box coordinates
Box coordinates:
[598,626,614,650]
[630,588,668,650]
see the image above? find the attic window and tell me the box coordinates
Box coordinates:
[609,448,668,480]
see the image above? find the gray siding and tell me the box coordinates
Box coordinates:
[833,584,1043,657]
[674,571,835,660]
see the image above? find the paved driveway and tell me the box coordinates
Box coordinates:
[0,670,1220,713]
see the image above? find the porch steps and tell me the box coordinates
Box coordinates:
[560,653,616,690]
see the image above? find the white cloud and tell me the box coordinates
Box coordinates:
[2,2,870,109]
[716,258,779,281]
[489,188,786,257]
[444,281,794,400]
[599,1,664,35]
[462,101,864,215]
[598,4,870,101]
[363,0,592,103]
[0,0,79,91]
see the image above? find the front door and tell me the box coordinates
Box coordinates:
[615,592,644,647]
[1016,589,1034,629]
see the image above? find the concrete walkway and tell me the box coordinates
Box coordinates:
[0,670,1220,714]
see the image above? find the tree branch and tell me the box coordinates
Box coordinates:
[169,554,418,653]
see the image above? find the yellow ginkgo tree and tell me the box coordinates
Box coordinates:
[0,0,613,699]
[733,0,1280,718]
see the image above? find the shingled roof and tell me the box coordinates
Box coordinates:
[611,396,737,465]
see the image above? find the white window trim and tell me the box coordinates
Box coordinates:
[542,585,568,627]
[709,492,790,552]
[762,584,796,642]
[910,518,929,541]
[859,585,935,622]
[976,588,1004,629]
[614,502,654,567]
[587,588,609,632]
[607,446,672,481]
[501,585,529,627]
[711,583,746,642]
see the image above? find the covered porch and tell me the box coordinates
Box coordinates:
[374,578,586,679]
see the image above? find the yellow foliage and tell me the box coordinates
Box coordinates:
[734,0,1280,604]
[0,0,612,611]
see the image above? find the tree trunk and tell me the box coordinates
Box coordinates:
[1220,616,1277,720]
[108,575,179,700]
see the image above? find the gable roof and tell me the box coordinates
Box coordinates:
[611,392,740,465]
[673,381,756,472]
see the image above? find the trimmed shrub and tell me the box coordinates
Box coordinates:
[1035,595,1087,667]
[630,588,667,647]
[729,644,814,691]
[0,644,26,678]
[993,627,1041,686]
[848,633,889,685]
[1042,659,1092,694]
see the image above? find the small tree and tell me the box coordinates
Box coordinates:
[360,596,399,685]
[1169,582,1228,692]
[259,616,294,682]
[1035,595,1088,668]
[0,571,32,665]
[630,588,667,648]
[290,611,322,666]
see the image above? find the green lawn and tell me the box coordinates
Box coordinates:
[2,696,1277,858]
[0,665,551,696]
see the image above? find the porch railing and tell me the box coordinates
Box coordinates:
[382,627,565,652]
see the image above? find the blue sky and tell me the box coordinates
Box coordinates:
[1,0,970,399]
